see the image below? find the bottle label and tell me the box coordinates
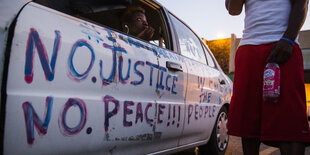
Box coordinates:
[264,80,274,90]
[263,66,280,103]
[263,69,275,79]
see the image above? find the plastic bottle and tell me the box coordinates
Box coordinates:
[263,63,280,103]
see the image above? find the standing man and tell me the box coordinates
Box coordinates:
[226,0,309,154]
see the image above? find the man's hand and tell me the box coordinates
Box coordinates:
[266,40,294,64]
[137,26,154,41]
[267,0,308,64]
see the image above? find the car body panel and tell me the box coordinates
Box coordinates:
[4,3,188,154]
[1,0,232,154]
[0,0,30,116]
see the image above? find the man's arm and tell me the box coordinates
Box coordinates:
[267,0,309,64]
[225,0,245,15]
[283,0,308,41]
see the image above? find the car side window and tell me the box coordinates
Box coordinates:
[33,0,171,49]
[202,45,215,67]
[169,14,207,64]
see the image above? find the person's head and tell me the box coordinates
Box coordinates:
[122,6,149,36]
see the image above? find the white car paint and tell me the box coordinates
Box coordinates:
[0,0,30,113]
[1,0,233,154]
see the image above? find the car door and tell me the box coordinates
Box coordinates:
[154,37,188,151]
[132,3,188,152]
[168,13,226,145]
[3,1,174,154]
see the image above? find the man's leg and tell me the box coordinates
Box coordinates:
[241,138,261,155]
[279,142,305,155]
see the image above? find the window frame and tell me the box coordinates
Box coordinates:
[167,12,208,65]
[201,42,222,70]
[201,41,217,68]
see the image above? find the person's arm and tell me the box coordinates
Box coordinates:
[267,0,309,64]
[225,0,245,15]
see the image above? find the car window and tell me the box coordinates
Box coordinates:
[202,45,215,67]
[33,0,170,49]
[169,13,207,64]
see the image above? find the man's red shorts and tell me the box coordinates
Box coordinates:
[227,43,310,143]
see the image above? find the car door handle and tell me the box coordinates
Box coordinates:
[219,79,226,85]
[166,61,183,72]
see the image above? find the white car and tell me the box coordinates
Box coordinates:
[0,0,233,154]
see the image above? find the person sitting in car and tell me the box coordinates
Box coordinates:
[121,6,154,41]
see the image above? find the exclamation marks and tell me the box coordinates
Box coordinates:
[167,105,171,127]
[172,105,176,125]
[177,106,180,128]
[167,105,181,128]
